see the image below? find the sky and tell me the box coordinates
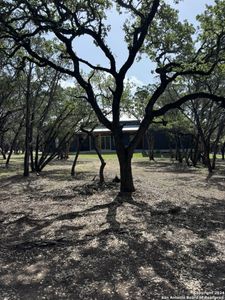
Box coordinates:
[62,0,215,88]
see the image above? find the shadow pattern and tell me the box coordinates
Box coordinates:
[1,190,225,299]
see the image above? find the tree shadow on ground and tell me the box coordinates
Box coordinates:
[0,174,30,187]
[0,158,100,187]
[205,175,225,191]
[40,168,98,182]
[133,160,201,174]
[1,186,225,299]
[0,171,102,202]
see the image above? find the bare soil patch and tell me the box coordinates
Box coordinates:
[0,157,225,300]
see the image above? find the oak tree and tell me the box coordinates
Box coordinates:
[1,0,225,192]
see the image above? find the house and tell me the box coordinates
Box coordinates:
[70,114,173,153]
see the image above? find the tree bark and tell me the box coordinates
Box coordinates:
[34,134,40,172]
[221,143,225,160]
[23,63,32,177]
[71,136,81,177]
[30,147,35,172]
[203,148,213,173]
[0,148,6,160]
[211,120,224,169]
[146,130,155,161]
[175,134,183,163]
[80,127,106,184]
[212,151,217,170]
[117,148,135,194]
[29,106,35,172]
[5,118,24,167]
[191,134,200,167]
[89,132,106,184]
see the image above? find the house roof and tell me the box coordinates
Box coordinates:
[92,113,140,134]
[93,124,139,134]
[104,112,138,122]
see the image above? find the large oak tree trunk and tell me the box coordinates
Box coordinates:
[117,148,135,194]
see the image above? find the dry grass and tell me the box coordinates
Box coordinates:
[0,155,225,299]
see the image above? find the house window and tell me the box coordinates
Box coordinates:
[101,136,111,150]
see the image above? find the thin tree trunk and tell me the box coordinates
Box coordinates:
[92,134,106,184]
[0,149,6,160]
[23,64,32,177]
[211,121,224,169]
[81,128,106,184]
[0,134,6,159]
[203,148,213,173]
[221,143,225,160]
[30,147,35,172]
[34,134,40,172]
[212,152,217,170]
[175,134,182,163]
[71,136,81,177]
[5,118,24,167]
[37,130,75,172]
[30,109,35,172]
[191,134,200,167]
[146,130,155,161]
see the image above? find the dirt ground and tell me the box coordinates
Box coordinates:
[0,156,225,300]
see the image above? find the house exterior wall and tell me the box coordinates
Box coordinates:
[69,119,192,153]
[70,130,172,152]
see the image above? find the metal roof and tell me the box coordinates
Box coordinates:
[93,124,139,133]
